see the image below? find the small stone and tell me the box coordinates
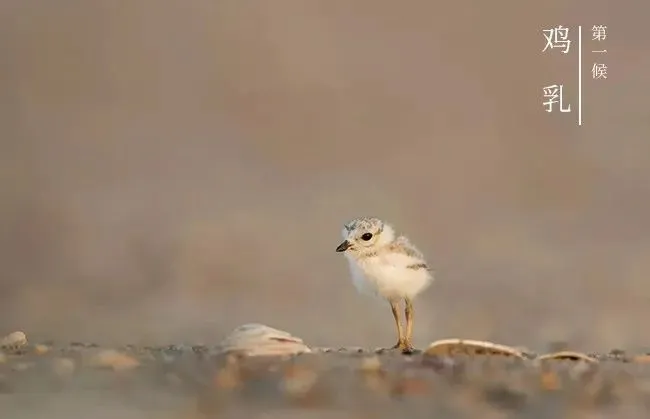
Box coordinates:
[337,347,358,353]
[87,349,140,371]
[337,347,365,353]
[0,331,27,349]
[311,347,333,353]
[33,344,49,355]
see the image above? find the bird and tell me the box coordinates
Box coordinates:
[336,217,433,354]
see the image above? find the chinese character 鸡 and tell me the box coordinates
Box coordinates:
[542,26,571,54]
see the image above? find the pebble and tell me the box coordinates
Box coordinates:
[86,349,140,371]
[310,347,333,353]
[337,347,365,353]
[33,344,49,355]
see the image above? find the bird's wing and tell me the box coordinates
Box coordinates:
[387,235,432,271]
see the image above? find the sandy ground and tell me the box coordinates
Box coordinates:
[2,340,650,418]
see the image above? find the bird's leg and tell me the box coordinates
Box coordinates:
[402,297,415,353]
[389,300,405,349]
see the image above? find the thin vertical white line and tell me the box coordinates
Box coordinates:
[578,25,582,126]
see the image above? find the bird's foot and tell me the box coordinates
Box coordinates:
[399,342,416,355]
[382,340,415,355]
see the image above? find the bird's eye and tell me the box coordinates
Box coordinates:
[361,233,373,241]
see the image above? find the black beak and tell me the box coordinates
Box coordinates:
[336,240,351,252]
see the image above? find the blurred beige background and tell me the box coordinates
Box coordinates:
[1,0,649,352]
